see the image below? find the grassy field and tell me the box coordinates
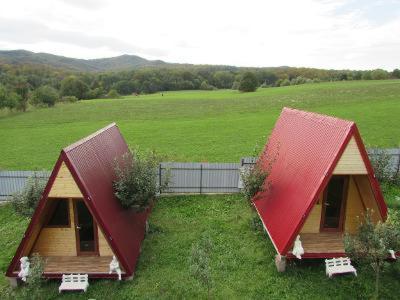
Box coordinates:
[1,193,400,300]
[0,80,399,170]
[0,80,399,299]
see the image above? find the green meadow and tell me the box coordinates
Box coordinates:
[0,80,399,299]
[0,80,399,170]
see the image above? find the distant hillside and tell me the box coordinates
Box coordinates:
[0,50,168,72]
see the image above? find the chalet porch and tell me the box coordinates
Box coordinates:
[287,232,346,259]
[12,256,125,279]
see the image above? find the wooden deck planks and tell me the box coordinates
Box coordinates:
[290,232,345,254]
[39,256,125,274]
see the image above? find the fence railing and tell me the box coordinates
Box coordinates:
[0,149,399,201]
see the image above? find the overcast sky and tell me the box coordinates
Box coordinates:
[0,0,399,70]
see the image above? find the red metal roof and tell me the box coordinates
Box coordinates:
[7,123,148,278]
[253,108,387,256]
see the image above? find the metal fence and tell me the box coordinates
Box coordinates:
[0,171,50,201]
[0,149,399,201]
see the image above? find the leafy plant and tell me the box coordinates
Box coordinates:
[10,174,46,217]
[113,148,169,211]
[189,235,214,299]
[238,72,259,92]
[369,149,397,185]
[18,253,46,300]
[344,210,400,300]
[240,144,275,202]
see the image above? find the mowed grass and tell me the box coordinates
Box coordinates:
[0,80,399,170]
[1,194,400,299]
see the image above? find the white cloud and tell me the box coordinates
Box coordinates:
[0,0,399,69]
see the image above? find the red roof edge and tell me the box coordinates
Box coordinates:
[6,154,64,277]
[352,125,388,219]
[63,123,117,153]
[61,150,134,276]
[281,123,355,255]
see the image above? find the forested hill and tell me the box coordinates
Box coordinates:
[0,50,168,71]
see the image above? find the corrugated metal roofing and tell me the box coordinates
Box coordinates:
[7,123,148,278]
[253,107,387,255]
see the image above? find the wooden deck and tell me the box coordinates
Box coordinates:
[13,256,125,277]
[288,232,345,258]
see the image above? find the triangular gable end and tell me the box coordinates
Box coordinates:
[6,153,128,277]
[282,126,387,255]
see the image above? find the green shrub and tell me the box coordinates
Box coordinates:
[19,253,46,300]
[30,85,59,107]
[370,149,399,185]
[240,164,271,202]
[344,210,400,300]
[113,149,169,211]
[106,89,121,99]
[200,81,215,91]
[60,95,78,103]
[238,72,258,92]
[10,174,46,217]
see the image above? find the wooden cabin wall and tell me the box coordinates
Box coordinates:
[98,226,114,256]
[300,193,323,233]
[353,175,383,223]
[48,162,83,198]
[344,176,365,233]
[333,137,367,175]
[31,198,77,256]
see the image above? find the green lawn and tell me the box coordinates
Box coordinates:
[1,194,400,299]
[0,80,399,170]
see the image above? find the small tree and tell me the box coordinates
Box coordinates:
[113,149,169,211]
[10,174,46,217]
[60,75,89,99]
[189,235,213,299]
[30,85,59,107]
[238,72,258,92]
[345,211,400,300]
[370,149,398,185]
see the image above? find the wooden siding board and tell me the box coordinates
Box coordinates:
[31,199,77,256]
[48,163,83,198]
[333,137,368,174]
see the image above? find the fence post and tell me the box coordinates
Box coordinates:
[396,153,400,178]
[159,163,162,195]
[199,164,203,194]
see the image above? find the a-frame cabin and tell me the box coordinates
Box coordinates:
[6,123,149,284]
[253,108,388,263]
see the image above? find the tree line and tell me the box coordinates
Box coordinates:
[0,62,399,111]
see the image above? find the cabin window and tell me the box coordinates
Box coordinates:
[46,199,70,227]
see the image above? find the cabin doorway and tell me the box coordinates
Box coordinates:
[321,176,348,232]
[74,200,98,255]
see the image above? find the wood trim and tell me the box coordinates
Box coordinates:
[353,176,367,211]
[73,199,99,256]
[43,198,71,229]
[320,175,349,232]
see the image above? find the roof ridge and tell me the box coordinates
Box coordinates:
[282,107,355,127]
[63,122,117,153]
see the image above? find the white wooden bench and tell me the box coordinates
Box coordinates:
[59,274,89,293]
[325,257,357,278]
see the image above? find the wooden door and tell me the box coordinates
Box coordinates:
[320,176,348,232]
[73,200,99,255]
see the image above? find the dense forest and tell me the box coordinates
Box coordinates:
[0,50,399,112]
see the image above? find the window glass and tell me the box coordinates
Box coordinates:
[47,199,69,226]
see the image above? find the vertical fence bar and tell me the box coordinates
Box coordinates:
[396,153,400,178]
[159,163,162,195]
[199,164,203,194]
